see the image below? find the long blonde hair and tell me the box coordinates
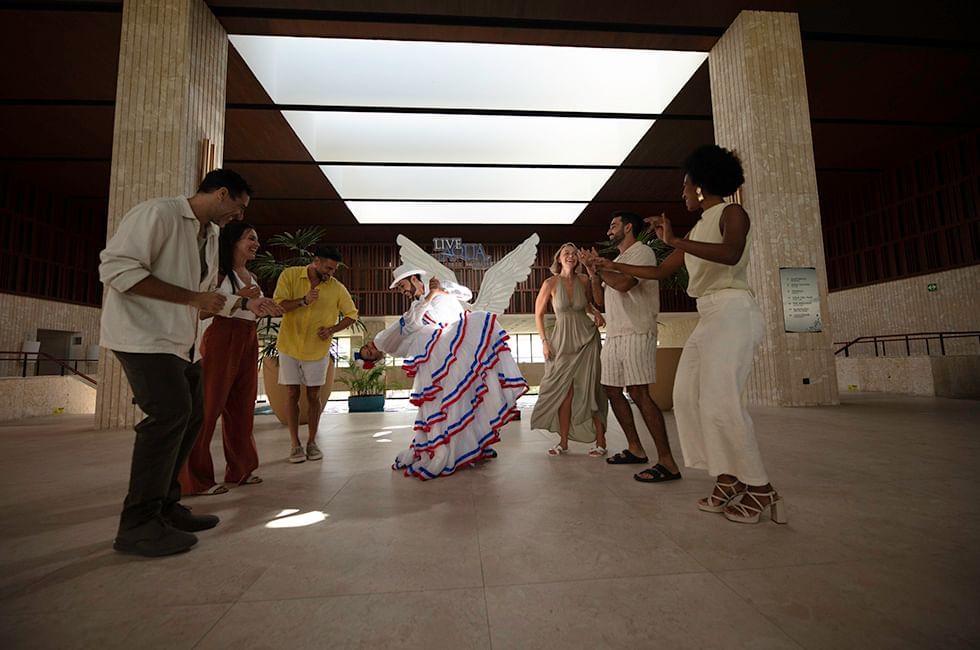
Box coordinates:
[550,242,584,275]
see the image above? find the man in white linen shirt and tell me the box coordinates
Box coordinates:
[100,169,279,557]
[584,211,682,482]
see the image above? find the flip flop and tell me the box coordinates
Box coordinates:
[240,475,263,485]
[588,446,608,457]
[197,484,229,495]
[606,449,648,465]
[633,464,683,483]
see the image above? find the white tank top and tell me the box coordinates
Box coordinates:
[685,202,751,298]
[219,270,263,322]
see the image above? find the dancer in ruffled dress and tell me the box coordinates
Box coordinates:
[358,233,540,480]
[359,284,527,480]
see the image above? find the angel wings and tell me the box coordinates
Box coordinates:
[395,233,540,314]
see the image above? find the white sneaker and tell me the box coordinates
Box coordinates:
[306,442,323,461]
[289,446,306,464]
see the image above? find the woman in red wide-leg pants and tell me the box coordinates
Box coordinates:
[180,317,260,494]
[180,222,277,496]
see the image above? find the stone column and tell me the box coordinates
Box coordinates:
[95,0,227,429]
[709,10,839,406]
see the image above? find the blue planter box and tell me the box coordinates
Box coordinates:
[348,395,385,412]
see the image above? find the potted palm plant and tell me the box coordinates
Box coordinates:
[339,353,387,412]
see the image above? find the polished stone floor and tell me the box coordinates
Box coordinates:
[0,393,978,649]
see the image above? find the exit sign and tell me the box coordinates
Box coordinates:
[927,283,938,292]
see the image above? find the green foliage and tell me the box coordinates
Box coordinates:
[250,226,328,283]
[338,354,387,396]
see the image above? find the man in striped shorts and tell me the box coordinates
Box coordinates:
[585,212,682,483]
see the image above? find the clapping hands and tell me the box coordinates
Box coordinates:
[645,213,676,245]
[577,248,611,272]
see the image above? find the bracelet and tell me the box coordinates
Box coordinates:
[301,296,308,306]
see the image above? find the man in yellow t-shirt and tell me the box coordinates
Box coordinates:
[273,245,358,464]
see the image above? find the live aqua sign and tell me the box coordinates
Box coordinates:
[432,237,493,268]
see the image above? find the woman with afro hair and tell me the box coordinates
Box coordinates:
[583,144,785,525]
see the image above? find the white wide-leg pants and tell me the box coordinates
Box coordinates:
[673,288,769,485]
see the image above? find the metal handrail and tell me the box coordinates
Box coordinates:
[0,351,98,386]
[833,331,980,357]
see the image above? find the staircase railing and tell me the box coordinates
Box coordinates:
[0,351,98,386]
[833,331,980,357]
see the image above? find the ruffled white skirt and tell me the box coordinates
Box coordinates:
[393,311,527,480]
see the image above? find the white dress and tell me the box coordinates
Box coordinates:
[375,306,527,480]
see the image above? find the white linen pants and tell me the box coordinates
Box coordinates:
[673,289,769,485]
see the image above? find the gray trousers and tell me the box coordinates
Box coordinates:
[114,351,204,529]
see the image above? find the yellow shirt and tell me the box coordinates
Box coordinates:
[273,266,358,361]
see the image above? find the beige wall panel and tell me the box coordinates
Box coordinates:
[0,295,101,378]
[828,266,980,357]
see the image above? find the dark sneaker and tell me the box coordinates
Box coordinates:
[113,516,197,557]
[164,503,219,532]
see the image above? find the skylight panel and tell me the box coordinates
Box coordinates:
[231,36,706,113]
[229,36,707,224]
[288,113,652,165]
[348,202,588,225]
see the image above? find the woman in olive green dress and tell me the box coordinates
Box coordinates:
[531,243,608,456]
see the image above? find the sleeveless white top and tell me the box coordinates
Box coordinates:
[219,270,263,322]
[685,202,752,298]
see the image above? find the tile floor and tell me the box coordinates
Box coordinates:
[0,393,978,649]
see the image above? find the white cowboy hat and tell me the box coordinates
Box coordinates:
[389,264,427,289]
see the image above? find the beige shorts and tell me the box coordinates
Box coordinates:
[278,352,330,387]
[600,333,658,387]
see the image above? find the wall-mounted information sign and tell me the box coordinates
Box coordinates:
[779,267,822,333]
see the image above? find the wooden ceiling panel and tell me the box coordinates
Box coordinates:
[208,0,976,43]
[811,123,973,170]
[619,121,716,167]
[0,9,120,100]
[0,106,115,158]
[244,196,355,226]
[0,160,111,200]
[223,109,318,161]
[227,164,341,200]
[216,16,717,51]
[592,169,686,203]
[803,42,980,123]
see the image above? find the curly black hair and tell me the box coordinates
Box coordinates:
[682,145,745,197]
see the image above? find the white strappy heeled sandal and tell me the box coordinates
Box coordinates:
[724,490,787,524]
[697,479,745,513]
